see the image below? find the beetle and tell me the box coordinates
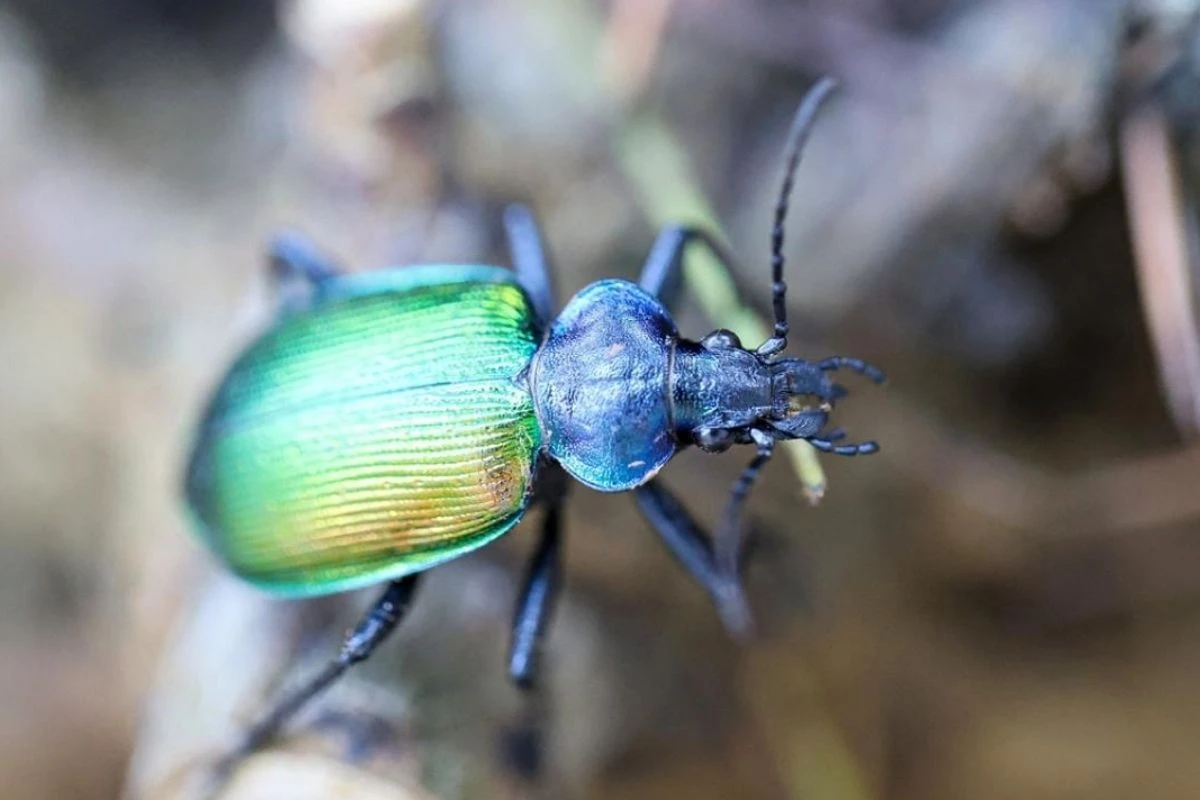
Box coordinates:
[184,77,882,766]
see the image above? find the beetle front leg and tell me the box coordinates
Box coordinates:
[508,501,564,689]
[633,480,753,638]
[715,429,775,578]
[637,226,744,313]
[211,575,422,784]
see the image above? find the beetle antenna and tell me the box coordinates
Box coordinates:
[764,76,839,354]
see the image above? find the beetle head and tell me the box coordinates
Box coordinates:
[763,355,881,455]
[766,357,835,440]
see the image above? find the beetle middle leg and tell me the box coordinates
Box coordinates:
[267,232,343,315]
[210,574,422,784]
[268,232,342,286]
[503,204,557,326]
[633,479,753,637]
[501,498,564,783]
[508,499,564,689]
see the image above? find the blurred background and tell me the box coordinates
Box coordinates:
[4,0,1200,797]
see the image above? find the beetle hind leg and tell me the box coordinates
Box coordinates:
[207,575,421,788]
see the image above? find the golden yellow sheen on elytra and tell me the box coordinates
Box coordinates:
[185,274,542,595]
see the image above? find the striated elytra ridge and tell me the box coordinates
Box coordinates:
[185,268,543,595]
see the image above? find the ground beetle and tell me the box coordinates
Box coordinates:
[184,77,883,768]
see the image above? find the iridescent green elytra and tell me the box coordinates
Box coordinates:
[185,266,542,595]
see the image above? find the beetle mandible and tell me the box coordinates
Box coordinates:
[184,77,883,766]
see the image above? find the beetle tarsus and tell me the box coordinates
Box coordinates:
[715,578,755,641]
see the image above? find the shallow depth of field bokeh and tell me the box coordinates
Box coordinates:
[4,1,1200,798]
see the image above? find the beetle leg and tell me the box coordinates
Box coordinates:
[212,575,422,781]
[633,480,754,638]
[637,226,745,314]
[503,204,557,326]
[715,429,775,580]
[267,233,343,315]
[268,232,342,286]
[508,501,564,689]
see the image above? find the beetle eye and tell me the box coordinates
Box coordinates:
[695,427,734,452]
[701,329,742,350]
